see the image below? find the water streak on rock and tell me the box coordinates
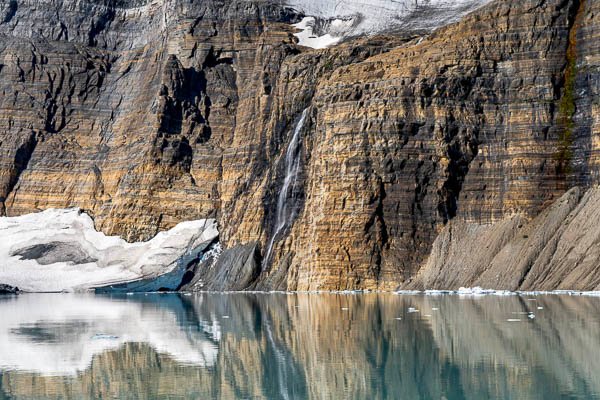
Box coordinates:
[263,108,309,270]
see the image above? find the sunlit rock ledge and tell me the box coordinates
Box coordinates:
[0,209,218,293]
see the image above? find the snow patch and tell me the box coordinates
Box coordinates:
[293,17,345,49]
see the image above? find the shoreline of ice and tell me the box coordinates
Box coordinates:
[395,287,600,297]
[154,288,600,297]
[0,209,218,293]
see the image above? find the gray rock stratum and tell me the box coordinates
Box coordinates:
[0,0,598,291]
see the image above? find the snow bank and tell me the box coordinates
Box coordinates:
[0,294,218,375]
[287,0,494,48]
[0,209,218,292]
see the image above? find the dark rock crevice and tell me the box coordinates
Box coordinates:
[2,131,37,214]
[1,0,17,24]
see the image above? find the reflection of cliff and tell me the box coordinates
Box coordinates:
[2,294,600,399]
[425,295,600,399]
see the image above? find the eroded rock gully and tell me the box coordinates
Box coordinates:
[0,0,598,291]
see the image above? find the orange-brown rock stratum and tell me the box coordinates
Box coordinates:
[0,0,598,291]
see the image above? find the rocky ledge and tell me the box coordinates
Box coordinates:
[0,284,18,294]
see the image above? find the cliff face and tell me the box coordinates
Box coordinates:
[0,0,599,290]
[0,0,300,241]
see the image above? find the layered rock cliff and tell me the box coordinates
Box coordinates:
[0,0,598,291]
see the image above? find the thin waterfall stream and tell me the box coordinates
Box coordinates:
[262,108,310,270]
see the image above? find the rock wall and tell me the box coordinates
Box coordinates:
[0,0,599,290]
[255,0,600,290]
[0,0,301,241]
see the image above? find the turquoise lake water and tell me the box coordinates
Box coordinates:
[0,292,598,399]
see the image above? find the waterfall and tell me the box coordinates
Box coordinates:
[262,108,310,270]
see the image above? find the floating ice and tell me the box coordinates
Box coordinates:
[425,290,453,296]
[519,290,600,297]
[394,290,422,295]
[0,209,218,292]
[457,287,515,296]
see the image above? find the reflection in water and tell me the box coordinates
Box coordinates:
[0,293,600,399]
[0,294,218,377]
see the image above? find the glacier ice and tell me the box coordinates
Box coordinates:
[0,209,218,293]
[285,0,494,48]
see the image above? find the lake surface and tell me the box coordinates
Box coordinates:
[0,293,599,399]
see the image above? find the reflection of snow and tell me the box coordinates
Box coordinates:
[0,209,218,292]
[287,0,494,48]
[0,294,219,376]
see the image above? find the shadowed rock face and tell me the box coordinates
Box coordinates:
[0,0,599,290]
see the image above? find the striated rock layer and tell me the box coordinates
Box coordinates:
[0,0,599,290]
